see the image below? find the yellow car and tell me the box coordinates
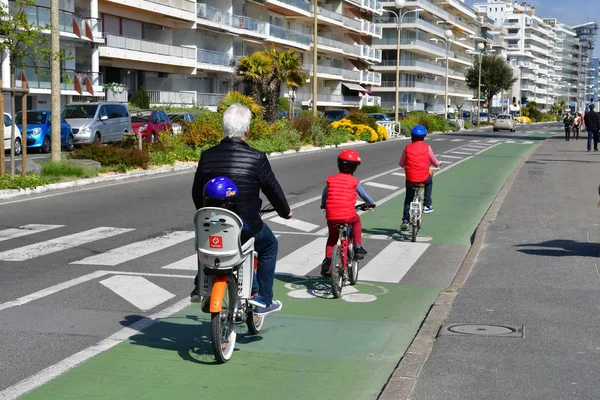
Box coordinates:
[515,116,531,124]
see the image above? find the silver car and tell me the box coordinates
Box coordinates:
[493,114,516,132]
[61,102,132,145]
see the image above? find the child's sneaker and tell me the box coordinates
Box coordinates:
[320,258,332,277]
[423,206,434,214]
[254,300,283,316]
[248,295,266,308]
[400,221,410,231]
[354,245,367,260]
[190,288,201,303]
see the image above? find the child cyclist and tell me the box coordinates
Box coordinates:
[320,149,376,277]
[399,125,440,232]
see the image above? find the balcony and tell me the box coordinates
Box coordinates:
[103,0,195,21]
[318,7,362,32]
[295,92,368,107]
[15,66,103,96]
[197,4,267,37]
[145,0,195,13]
[18,4,103,42]
[375,59,464,79]
[397,0,477,36]
[361,20,382,38]
[100,34,197,68]
[148,90,195,106]
[360,70,382,86]
[268,25,311,48]
[342,0,383,15]
[361,46,382,63]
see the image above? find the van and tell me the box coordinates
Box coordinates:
[61,102,132,145]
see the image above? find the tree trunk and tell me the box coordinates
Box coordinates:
[10,69,15,177]
[488,97,493,124]
[265,80,280,123]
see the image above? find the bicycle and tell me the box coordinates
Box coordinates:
[193,205,274,363]
[409,183,425,243]
[328,203,374,298]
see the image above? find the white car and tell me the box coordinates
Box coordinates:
[3,113,22,156]
[493,114,516,132]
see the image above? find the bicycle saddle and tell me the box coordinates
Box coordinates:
[411,183,426,188]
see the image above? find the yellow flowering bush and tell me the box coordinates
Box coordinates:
[376,124,389,141]
[331,118,381,143]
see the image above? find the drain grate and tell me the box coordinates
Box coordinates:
[438,323,523,338]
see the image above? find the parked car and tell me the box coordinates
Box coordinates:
[130,110,172,142]
[479,112,489,123]
[167,112,195,135]
[61,102,132,145]
[493,114,516,132]
[15,110,74,153]
[2,113,22,156]
[324,109,349,122]
[367,113,390,121]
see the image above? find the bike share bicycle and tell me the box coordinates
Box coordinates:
[193,205,274,363]
[326,203,375,298]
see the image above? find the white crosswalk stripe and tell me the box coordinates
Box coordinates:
[439,154,462,159]
[391,172,405,177]
[71,231,195,266]
[0,227,134,261]
[0,224,64,242]
[451,151,472,155]
[364,182,399,190]
[359,242,429,283]
[269,216,319,232]
[100,275,175,311]
[276,237,328,276]
[451,139,464,142]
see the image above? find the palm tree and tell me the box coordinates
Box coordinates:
[263,49,308,122]
[235,51,272,107]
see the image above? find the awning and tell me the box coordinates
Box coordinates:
[342,82,367,91]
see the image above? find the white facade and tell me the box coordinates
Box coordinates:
[7,0,387,111]
[371,0,490,113]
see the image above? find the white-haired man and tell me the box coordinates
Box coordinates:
[191,103,292,316]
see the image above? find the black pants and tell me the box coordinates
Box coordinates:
[403,176,433,222]
[574,125,580,140]
[565,126,571,141]
[587,129,599,151]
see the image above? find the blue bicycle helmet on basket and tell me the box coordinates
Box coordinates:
[203,176,238,207]
[411,125,428,137]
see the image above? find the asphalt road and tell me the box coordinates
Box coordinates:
[0,123,551,395]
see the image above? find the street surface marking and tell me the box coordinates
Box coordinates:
[276,237,328,276]
[506,139,516,143]
[162,255,196,271]
[359,241,429,283]
[269,216,319,232]
[71,231,195,266]
[469,140,481,142]
[451,151,472,155]
[431,138,446,141]
[451,139,464,142]
[0,227,134,261]
[439,154,462,159]
[391,172,405,177]
[0,224,64,242]
[462,146,487,150]
[487,139,502,143]
[439,161,452,164]
[0,298,191,400]
[364,182,399,190]
[100,275,175,311]
[523,141,534,144]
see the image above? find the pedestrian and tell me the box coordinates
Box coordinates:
[191,103,293,316]
[583,104,600,152]
[563,112,573,141]
[573,112,581,140]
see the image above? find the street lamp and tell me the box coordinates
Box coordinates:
[381,0,423,123]
[430,29,454,118]
[501,52,508,114]
[467,42,486,126]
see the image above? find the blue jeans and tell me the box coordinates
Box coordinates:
[250,224,278,305]
[587,129,599,151]
[403,176,433,222]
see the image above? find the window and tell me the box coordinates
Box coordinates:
[99,106,108,119]
[107,104,126,119]
[159,111,168,122]
[4,114,10,127]
[62,104,98,119]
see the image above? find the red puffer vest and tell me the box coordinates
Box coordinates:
[325,173,359,221]
[405,141,431,183]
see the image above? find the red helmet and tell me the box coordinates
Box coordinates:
[337,149,361,173]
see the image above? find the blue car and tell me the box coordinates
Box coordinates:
[16,110,74,153]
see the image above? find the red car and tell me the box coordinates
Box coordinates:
[130,109,172,142]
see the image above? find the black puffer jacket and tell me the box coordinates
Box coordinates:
[192,137,291,235]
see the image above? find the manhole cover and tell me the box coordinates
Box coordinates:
[439,323,523,338]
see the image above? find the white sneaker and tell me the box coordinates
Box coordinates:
[254,300,283,316]
[423,206,434,214]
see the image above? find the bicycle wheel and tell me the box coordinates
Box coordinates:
[211,276,237,363]
[330,245,343,298]
[246,307,264,335]
[347,240,359,286]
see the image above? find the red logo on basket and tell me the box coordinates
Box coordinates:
[209,236,223,249]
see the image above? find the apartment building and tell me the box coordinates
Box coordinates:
[584,57,599,108]
[5,0,387,111]
[474,0,594,112]
[371,0,491,114]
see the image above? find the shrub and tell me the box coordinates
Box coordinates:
[131,86,150,109]
[375,124,389,141]
[331,119,379,143]
[248,118,272,140]
[360,105,383,114]
[326,127,352,146]
[71,144,151,169]
[401,112,449,133]
[448,120,461,132]
[247,121,302,153]
[277,97,290,112]
[271,119,302,150]
[40,161,87,178]
[0,175,57,190]
[401,125,412,137]
[180,121,222,149]
[194,109,223,135]
[292,111,330,143]
[217,91,263,118]
[463,121,471,130]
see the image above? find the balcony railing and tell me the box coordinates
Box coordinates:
[197,4,267,35]
[148,90,195,105]
[197,49,240,67]
[296,92,363,105]
[360,70,381,85]
[344,0,383,14]
[17,3,103,40]
[197,93,225,106]
[15,66,102,95]
[318,7,361,31]
[102,34,196,59]
[145,0,195,13]
[269,25,311,46]
[361,46,382,62]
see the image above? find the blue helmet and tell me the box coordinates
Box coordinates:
[411,125,428,137]
[203,176,238,201]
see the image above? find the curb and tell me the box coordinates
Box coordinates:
[377,138,544,400]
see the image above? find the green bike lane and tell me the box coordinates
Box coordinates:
[19,134,549,400]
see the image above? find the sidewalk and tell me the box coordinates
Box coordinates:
[408,130,600,399]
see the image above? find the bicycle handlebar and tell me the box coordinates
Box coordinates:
[320,203,376,211]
